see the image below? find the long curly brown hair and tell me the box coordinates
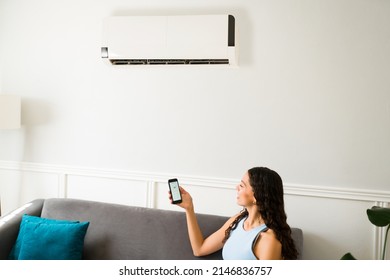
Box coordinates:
[223,167,298,260]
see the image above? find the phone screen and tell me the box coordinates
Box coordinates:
[169,179,182,203]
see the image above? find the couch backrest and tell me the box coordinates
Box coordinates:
[40,198,226,260]
[40,198,303,260]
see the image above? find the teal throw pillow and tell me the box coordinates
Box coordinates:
[8,215,79,260]
[18,221,90,260]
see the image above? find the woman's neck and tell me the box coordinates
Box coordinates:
[244,206,264,230]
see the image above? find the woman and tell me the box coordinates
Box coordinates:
[168,167,298,260]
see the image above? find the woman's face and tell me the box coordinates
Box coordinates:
[236,172,256,207]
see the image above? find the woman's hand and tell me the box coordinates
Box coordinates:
[169,186,194,211]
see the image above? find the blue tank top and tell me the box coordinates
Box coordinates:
[222,218,268,260]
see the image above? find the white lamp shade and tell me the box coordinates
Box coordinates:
[0,95,21,129]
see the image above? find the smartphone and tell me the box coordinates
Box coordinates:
[168,178,182,204]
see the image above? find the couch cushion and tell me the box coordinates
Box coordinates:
[8,214,79,260]
[18,221,89,260]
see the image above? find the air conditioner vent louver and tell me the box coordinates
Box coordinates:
[102,15,237,66]
[109,59,229,65]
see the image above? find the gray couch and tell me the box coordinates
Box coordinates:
[0,198,303,260]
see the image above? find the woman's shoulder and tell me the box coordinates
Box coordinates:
[260,228,279,242]
[231,212,242,220]
[221,212,243,228]
[255,228,282,259]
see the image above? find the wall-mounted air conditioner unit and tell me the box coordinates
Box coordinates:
[101,15,237,66]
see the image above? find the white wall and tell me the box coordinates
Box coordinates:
[0,0,389,260]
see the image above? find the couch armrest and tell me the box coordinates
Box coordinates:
[291,227,304,260]
[0,199,45,259]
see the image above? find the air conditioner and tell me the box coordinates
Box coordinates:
[101,15,237,66]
